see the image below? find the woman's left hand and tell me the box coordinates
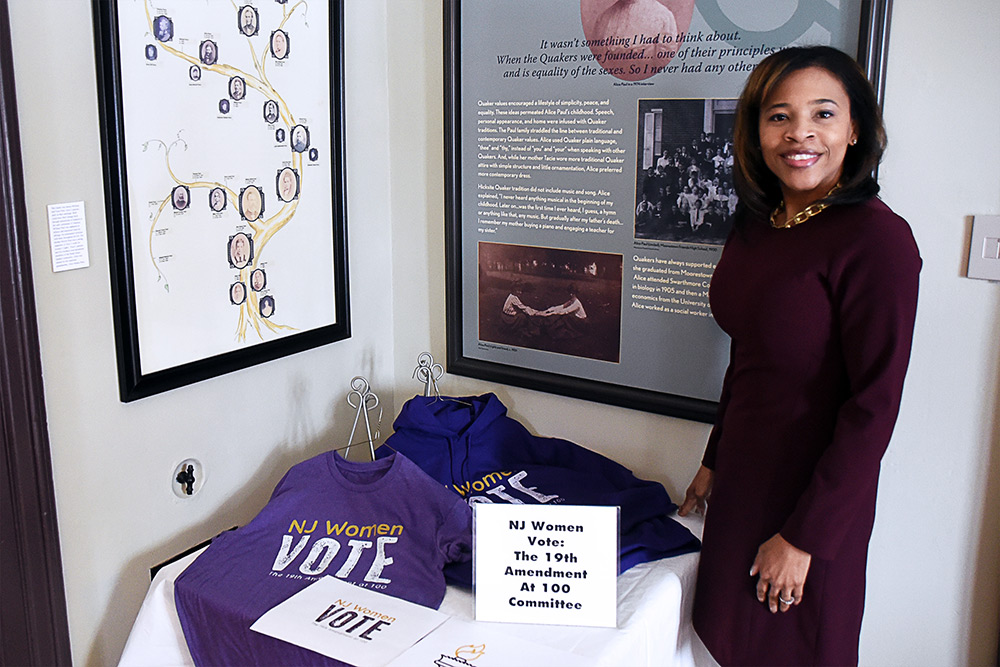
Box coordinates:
[750,534,812,613]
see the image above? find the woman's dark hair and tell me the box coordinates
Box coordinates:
[732,45,886,226]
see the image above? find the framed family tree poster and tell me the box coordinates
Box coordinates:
[445,0,891,422]
[94,0,349,401]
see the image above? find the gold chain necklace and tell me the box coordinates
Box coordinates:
[770,185,840,229]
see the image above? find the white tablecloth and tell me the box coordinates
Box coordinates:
[119,513,705,667]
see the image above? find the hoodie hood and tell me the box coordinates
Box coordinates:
[392,392,507,439]
[384,393,510,490]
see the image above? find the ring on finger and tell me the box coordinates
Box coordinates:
[779,596,794,605]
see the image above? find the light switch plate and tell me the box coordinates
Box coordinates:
[967,215,1000,282]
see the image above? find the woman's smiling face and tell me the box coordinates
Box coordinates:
[758,66,857,211]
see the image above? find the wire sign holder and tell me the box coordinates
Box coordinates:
[344,376,381,460]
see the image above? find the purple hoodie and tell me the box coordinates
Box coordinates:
[378,393,699,584]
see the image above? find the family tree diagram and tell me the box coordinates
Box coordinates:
[122,0,337,374]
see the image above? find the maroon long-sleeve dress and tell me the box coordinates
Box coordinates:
[693,198,920,666]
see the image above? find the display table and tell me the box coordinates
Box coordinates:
[119,513,704,667]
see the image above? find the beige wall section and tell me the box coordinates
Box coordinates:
[10,1,396,665]
[386,1,1000,666]
[862,1,1000,664]
[7,0,999,665]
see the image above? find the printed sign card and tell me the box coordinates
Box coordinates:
[47,201,90,272]
[250,576,447,667]
[474,504,619,627]
[387,617,592,666]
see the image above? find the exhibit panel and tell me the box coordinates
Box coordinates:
[444,0,889,421]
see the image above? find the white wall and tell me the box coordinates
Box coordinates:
[9,0,998,665]
[386,1,1000,666]
[861,2,1000,663]
[10,1,396,664]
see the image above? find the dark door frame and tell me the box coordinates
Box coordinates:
[0,0,72,663]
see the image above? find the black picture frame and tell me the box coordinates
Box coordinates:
[444,0,892,423]
[93,0,349,402]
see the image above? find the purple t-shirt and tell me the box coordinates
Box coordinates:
[175,451,472,666]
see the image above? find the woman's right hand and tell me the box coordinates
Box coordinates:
[678,464,714,516]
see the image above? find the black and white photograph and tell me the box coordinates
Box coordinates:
[263,99,279,124]
[238,5,259,37]
[199,39,217,66]
[229,76,246,102]
[250,268,266,292]
[229,281,246,305]
[259,295,275,318]
[634,98,737,246]
[170,184,189,211]
[152,14,173,42]
[276,167,299,202]
[228,231,253,270]
[208,186,226,212]
[478,242,623,363]
[239,185,264,222]
[290,124,309,153]
[270,29,289,60]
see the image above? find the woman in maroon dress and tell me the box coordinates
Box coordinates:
[678,46,920,665]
